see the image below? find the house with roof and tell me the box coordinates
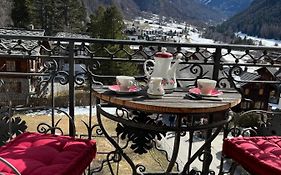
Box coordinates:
[53,32,90,72]
[0,28,46,105]
[229,67,280,111]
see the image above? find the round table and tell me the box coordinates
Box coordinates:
[93,87,241,175]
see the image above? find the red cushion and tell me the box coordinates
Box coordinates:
[0,132,96,175]
[223,136,281,175]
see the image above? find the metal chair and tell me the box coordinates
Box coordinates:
[220,110,281,175]
[0,82,96,175]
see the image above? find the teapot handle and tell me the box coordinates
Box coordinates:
[143,59,155,77]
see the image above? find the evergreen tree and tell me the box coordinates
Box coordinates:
[87,6,106,38]
[27,0,87,35]
[87,5,139,78]
[88,6,125,39]
[11,0,30,28]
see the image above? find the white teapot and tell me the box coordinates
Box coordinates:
[144,48,182,93]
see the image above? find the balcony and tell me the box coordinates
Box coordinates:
[0,33,281,175]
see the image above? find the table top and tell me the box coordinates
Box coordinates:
[92,87,241,114]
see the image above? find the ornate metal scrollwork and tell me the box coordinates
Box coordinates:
[189,169,216,175]
[37,119,64,135]
[35,59,70,97]
[81,61,104,86]
[136,164,146,174]
[217,77,232,89]
[0,107,27,146]
[115,110,167,154]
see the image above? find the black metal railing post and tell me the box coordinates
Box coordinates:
[68,41,75,136]
[212,47,222,81]
[51,73,55,134]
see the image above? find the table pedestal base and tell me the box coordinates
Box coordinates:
[93,104,232,175]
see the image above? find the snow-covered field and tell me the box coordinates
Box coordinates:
[236,32,281,47]
[25,106,116,116]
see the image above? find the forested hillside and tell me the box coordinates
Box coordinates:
[198,0,253,17]
[217,0,281,39]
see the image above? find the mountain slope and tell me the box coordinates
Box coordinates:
[198,0,253,17]
[218,0,281,39]
[82,0,226,24]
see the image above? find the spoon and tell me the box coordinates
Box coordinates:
[184,93,222,101]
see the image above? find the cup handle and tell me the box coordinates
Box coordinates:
[143,60,155,77]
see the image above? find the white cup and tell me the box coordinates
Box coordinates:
[147,77,165,98]
[116,76,135,91]
[197,79,217,95]
[147,77,165,95]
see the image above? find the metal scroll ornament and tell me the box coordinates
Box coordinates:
[0,108,27,146]
[116,111,167,154]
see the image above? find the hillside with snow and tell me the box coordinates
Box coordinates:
[130,16,281,48]
[197,0,253,17]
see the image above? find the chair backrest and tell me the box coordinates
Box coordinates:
[228,110,281,137]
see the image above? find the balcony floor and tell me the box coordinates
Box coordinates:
[160,132,248,174]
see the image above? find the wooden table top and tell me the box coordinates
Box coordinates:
[92,87,241,114]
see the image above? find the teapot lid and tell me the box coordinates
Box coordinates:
[155,48,173,58]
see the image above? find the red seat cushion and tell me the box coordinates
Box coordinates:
[0,132,96,175]
[223,136,281,175]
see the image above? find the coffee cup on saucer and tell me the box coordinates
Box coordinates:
[116,76,135,91]
[197,79,217,95]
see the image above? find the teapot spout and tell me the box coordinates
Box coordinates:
[168,53,183,76]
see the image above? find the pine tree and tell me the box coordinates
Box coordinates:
[87,6,106,38]
[27,0,86,35]
[88,6,125,40]
[87,5,139,78]
[11,0,30,28]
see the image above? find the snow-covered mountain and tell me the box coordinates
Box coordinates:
[197,0,254,17]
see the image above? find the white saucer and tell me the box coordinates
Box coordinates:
[188,88,223,97]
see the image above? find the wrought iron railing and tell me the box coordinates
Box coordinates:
[0,34,281,174]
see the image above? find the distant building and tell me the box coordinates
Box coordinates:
[53,32,90,71]
[54,32,90,56]
[231,67,280,111]
[0,28,46,105]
